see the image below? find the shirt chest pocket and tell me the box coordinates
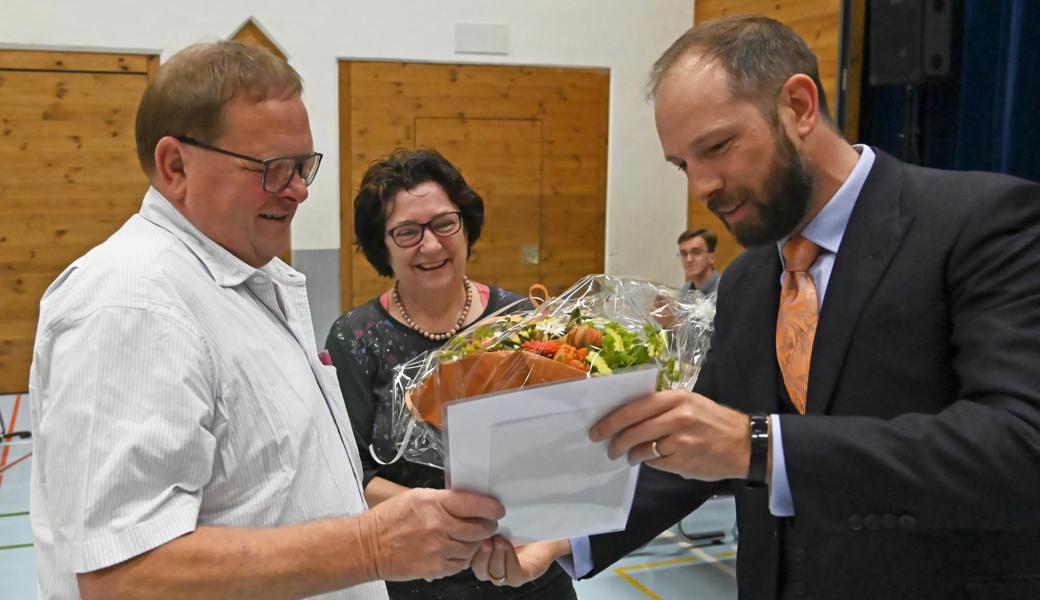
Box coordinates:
[317,363,366,488]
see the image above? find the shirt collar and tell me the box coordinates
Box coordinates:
[777,144,876,259]
[139,186,305,288]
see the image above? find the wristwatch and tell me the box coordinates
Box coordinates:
[747,414,770,486]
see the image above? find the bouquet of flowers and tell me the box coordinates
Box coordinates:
[371,274,716,470]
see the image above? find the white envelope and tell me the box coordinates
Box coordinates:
[444,365,658,543]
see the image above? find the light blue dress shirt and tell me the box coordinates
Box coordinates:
[769,144,875,515]
[564,146,877,578]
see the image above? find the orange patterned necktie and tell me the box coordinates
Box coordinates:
[776,235,822,414]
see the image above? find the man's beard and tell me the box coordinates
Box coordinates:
[710,130,814,247]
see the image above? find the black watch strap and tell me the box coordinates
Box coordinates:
[747,414,770,486]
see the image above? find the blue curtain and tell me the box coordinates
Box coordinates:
[859,0,1040,182]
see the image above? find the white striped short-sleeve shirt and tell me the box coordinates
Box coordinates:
[29,187,388,599]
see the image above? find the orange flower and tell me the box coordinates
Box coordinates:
[522,339,561,357]
[552,343,590,372]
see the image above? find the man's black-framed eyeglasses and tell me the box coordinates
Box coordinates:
[175,135,323,193]
[386,211,464,248]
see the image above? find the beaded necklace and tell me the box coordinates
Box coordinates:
[392,277,473,342]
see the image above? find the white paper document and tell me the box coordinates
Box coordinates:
[444,366,658,543]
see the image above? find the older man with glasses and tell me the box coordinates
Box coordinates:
[29,42,503,600]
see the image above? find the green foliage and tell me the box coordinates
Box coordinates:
[434,308,680,389]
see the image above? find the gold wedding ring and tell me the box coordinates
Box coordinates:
[489,572,506,586]
[651,439,665,459]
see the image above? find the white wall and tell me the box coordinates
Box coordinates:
[1,0,695,287]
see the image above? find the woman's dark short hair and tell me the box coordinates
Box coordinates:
[354,148,484,277]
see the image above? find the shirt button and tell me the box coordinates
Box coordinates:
[898,514,917,530]
[864,514,881,530]
[794,547,807,563]
[794,581,808,597]
[848,514,863,531]
[882,513,898,529]
[252,276,265,284]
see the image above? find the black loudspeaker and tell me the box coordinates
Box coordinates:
[869,0,954,86]
[922,0,954,78]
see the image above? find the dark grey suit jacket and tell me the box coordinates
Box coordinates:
[588,150,1040,599]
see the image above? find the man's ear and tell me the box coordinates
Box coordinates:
[778,74,821,138]
[152,136,188,203]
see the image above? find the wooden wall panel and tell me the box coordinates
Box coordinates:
[843,0,867,143]
[0,50,155,393]
[690,0,844,270]
[340,61,609,309]
[0,49,151,73]
[230,19,287,61]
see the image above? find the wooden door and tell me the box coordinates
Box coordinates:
[339,61,609,310]
[414,116,543,297]
[0,50,156,393]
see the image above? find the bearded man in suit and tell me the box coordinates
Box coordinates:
[469,15,1040,600]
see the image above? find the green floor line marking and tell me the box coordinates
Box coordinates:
[0,543,32,551]
[0,511,30,519]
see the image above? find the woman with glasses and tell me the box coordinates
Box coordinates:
[325,148,577,600]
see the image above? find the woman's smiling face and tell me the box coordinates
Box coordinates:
[384,180,468,293]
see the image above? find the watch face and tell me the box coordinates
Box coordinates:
[747,415,770,485]
[750,414,770,437]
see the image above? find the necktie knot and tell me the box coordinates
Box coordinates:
[783,235,821,273]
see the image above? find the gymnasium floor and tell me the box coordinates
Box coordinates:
[0,393,737,599]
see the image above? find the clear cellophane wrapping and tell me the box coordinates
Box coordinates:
[371,274,716,470]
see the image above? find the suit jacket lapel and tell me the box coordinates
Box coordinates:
[807,151,915,414]
[729,248,784,414]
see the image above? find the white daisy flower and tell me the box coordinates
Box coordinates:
[535,317,567,337]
